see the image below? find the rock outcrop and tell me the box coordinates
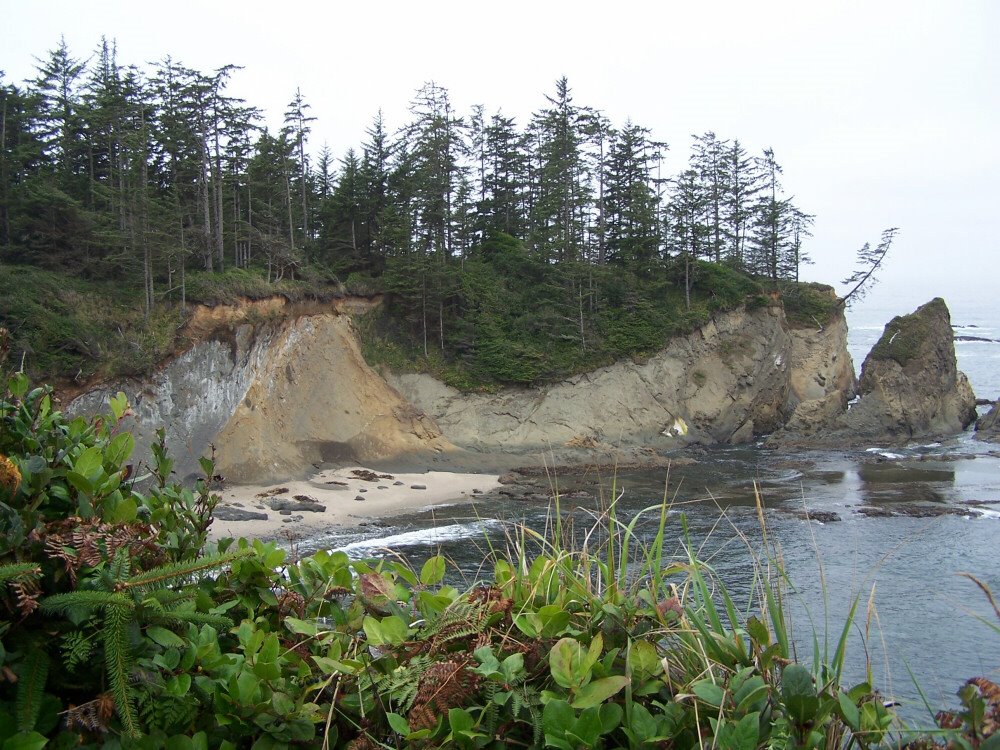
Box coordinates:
[70,292,975,484]
[976,401,1000,442]
[212,314,449,482]
[773,298,977,445]
[391,303,853,454]
[70,297,450,483]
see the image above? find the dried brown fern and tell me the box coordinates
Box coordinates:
[36,518,162,584]
[407,657,481,731]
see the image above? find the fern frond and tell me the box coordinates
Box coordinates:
[122,549,253,592]
[149,610,233,629]
[420,599,492,653]
[40,591,134,614]
[15,646,49,731]
[61,630,96,672]
[104,603,140,738]
[0,563,41,583]
[358,654,432,715]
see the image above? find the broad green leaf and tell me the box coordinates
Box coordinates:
[782,664,816,700]
[386,713,410,736]
[746,615,770,646]
[3,731,47,750]
[109,392,130,420]
[716,711,759,750]
[106,432,135,467]
[541,699,575,738]
[73,447,103,479]
[146,625,184,648]
[419,555,445,585]
[165,674,191,697]
[629,640,662,681]
[692,679,726,708]
[106,496,137,523]
[628,702,657,738]
[271,692,295,716]
[537,604,571,637]
[284,618,318,636]
[361,616,384,646]
[65,472,94,497]
[570,706,602,746]
[259,634,280,663]
[571,676,629,709]
[550,638,588,690]
[378,615,408,645]
[837,691,860,731]
[448,707,475,734]
[782,664,819,725]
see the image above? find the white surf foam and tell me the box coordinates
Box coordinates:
[333,520,504,555]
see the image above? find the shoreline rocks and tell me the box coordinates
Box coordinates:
[771,298,977,447]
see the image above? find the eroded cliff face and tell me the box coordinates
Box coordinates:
[70,295,858,482]
[69,296,450,483]
[212,314,449,482]
[391,304,853,453]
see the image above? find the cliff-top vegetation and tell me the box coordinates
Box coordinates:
[2,39,830,389]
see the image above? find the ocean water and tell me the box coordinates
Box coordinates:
[318,288,1000,724]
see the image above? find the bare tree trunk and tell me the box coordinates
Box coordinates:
[141,111,153,317]
[285,173,295,250]
[0,94,8,248]
[200,136,213,271]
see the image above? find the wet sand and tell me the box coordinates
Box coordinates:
[208,465,501,541]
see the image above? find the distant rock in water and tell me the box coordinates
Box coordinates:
[773,298,977,446]
[955,334,997,343]
[976,401,1000,443]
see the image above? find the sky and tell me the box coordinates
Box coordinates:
[4,0,998,315]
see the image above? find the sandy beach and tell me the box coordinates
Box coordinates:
[208,465,501,542]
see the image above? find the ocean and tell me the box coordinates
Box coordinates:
[319,288,1000,725]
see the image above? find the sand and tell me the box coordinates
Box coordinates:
[207,465,501,542]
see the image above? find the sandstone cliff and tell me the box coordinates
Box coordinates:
[73,292,977,486]
[390,303,853,454]
[70,297,451,483]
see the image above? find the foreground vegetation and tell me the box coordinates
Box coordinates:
[1,364,996,748]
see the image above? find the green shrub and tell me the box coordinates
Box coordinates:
[781,281,840,328]
[13,373,981,749]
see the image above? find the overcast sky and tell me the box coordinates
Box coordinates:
[4,0,997,313]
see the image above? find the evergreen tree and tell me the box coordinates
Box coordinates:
[691,132,728,263]
[528,77,591,263]
[283,87,315,249]
[603,121,661,271]
[720,138,759,267]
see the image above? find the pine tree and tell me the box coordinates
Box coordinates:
[666,169,708,309]
[603,121,661,271]
[720,139,759,268]
[528,78,591,263]
[283,87,315,250]
[691,132,728,263]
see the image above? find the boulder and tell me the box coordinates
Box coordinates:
[976,401,1000,442]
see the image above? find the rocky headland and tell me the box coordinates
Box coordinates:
[69,291,985,503]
